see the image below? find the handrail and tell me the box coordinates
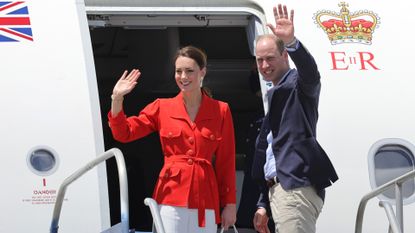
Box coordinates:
[144,198,166,233]
[50,148,129,233]
[379,201,402,233]
[355,169,415,233]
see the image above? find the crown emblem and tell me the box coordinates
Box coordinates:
[314,2,380,45]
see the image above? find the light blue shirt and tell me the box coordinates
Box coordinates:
[264,130,277,180]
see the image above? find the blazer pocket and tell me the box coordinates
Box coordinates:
[159,166,181,180]
[201,127,222,141]
[292,137,337,189]
[294,138,326,165]
[160,127,182,139]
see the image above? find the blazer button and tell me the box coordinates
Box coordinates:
[188,137,194,144]
[168,132,173,138]
[210,134,215,140]
[164,173,169,178]
[186,149,194,156]
[187,158,194,165]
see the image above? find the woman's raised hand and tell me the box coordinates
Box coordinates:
[112,69,141,99]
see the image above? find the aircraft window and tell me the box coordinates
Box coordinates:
[373,144,415,200]
[26,146,59,176]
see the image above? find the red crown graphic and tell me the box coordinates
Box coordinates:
[314,2,379,45]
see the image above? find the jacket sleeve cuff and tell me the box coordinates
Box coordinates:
[107,110,127,126]
[256,191,272,216]
[220,188,237,207]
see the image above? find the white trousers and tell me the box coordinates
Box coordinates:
[159,205,217,233]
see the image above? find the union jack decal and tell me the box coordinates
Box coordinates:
[0,1,33,42]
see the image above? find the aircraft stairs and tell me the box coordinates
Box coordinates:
[49,148,249,233]
[50,139,415,233]
[49,148,132,233]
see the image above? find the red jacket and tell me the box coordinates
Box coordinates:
[108,92,236,226]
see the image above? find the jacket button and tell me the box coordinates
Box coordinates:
[187,150,194,156]
[164,173,169,178]
[168,132,173,138]
[188,137,194,144]
[187,158,194,165]
[210,134,215,140]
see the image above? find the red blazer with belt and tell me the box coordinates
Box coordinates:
[108,92,236,227]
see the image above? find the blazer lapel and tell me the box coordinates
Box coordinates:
[194,94,216,122]
[170,92,189,122]
[267,68,294,109]
[169,92,215,127]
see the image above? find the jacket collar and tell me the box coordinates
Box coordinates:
[268,68,294,104]
[170,91,216,122]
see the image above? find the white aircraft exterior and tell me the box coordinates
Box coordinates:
[1,0,415,233]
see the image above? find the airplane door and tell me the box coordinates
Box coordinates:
[86,2,269,231]
[0,0,108,232]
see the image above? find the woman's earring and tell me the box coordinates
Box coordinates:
[200,77,204,87]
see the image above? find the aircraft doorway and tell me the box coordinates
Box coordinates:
[89,18,264,232]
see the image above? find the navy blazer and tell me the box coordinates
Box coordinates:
[251,41,338,210]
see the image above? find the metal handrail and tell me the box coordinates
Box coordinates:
[379,201,402,233]
[144,198,166,233]
[50,148,129,233]
[355,169,415,233]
